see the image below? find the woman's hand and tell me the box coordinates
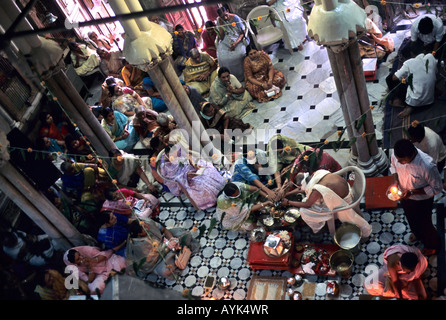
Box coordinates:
[267,79,273,90]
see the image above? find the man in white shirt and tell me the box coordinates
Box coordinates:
[390,139,443,255]
[408,123,446,189]
[410,14,445,57]
[386,52,437,118]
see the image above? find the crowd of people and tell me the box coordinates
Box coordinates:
[1,4,445,301]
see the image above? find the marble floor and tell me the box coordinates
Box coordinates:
[138,19,446,300]
[82,15,446,300]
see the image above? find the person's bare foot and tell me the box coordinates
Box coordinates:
[398,106,413,118]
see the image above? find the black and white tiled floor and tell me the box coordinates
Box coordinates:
[148,191,446,300]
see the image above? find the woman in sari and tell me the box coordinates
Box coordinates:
[172,24,198,74]
[268,0,308,51]
[201,21,218,59]
[39,112,70,141]
[108,148,160,194]
[107,79,152,118]
[125,217,199,281]
[156,144,227,211]
[244,46,286,102]
[68,41,101,76]
[199,101,252,142]
[216,182,272,232]
[102,187,160,219]
[209,67,255,119]
[96,210,138,257]
[121,58,147,95]
[216,7,248,82]
[132,107,160,148]
[266,134,310,187]
[101,107,139,152]
[290,148,342,178]
[63,245,126,295]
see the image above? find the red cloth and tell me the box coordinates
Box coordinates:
[39,122,69,140]
[201,29,217,59]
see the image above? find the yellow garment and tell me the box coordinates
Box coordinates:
[184,53,217,95]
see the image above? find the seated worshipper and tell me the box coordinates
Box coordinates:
[39,111,70,141]
[266,134,310,189]
[97,46,123,78]
[96,210,141,256]
[364,244,428,300]
[386,52,437,119]
[35,136,65,155]
[60,160,108,202]
[101,107,139,152]
[172,24,198,74]
[1,230,55,267]
[68,41,101,77]
[407,123,446,176]
[231,148,276,200]
[216,182,273,232]
[132,107,160,148]
[153,112,178,139]
[209,67,255,119]
[142,77,168,112]
[244,46,286,102]
[199,101,252,142]
[156,143,227,210]
[268,0,307,51]
[64,133,95,163]
[34,269,89,300]
[216,6,248,82]
[201,21,218,59]
[358,17,394,60]
[289,147,342,181]
[400,14,446,60]
[107,80,152,118]
[88,31,112,50]
[102,187,160,219]
[126,217,199,281]
[100,76,125,109]
[63,246,126,295]
[183,48,218,97]
[121,58,147,94]
[280,169,372,238]
[108,148,160,194]
[182,81,206,113]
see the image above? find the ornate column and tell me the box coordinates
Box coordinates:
[108,0,219,161]
[307,0,387,176]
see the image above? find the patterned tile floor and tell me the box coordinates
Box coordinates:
[139,18,446,300]
[150,194,446,300]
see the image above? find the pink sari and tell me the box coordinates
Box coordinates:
[63,246,126,294]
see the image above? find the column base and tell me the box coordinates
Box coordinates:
[347,149,388,177]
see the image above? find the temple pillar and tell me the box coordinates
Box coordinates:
[308,0,387,176]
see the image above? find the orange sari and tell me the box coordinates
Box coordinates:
[244,51,286,102]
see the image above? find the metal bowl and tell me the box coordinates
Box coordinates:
[284,208,300,223]
[217,277,231,291]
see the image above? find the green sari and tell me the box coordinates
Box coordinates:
[216,182,259,232]
[209,74,255,119]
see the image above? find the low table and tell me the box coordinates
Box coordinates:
[247,235,294,271]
